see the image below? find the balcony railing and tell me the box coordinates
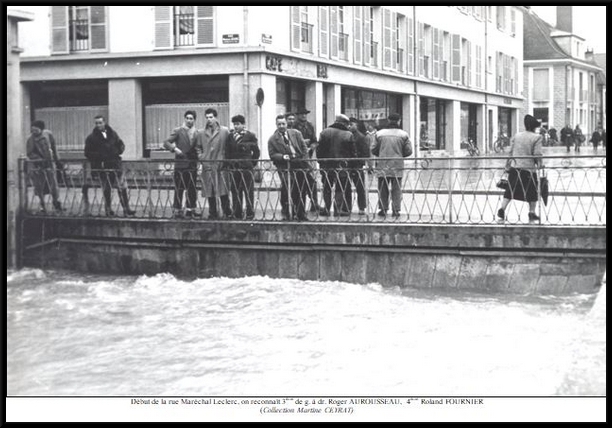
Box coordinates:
[69,19,89,51]
[19,154,606,226]
[174,12,195,46]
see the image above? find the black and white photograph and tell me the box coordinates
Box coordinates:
[6,5,606,422]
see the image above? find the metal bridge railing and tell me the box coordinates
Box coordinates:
[19,155,606,226]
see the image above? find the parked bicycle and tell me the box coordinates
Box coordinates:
[493,133,509,153]
[464,138,480,156]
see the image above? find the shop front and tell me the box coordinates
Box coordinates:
[341,86,402,130]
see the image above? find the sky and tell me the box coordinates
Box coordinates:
[530,6,607,54]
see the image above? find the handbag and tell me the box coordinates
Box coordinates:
[496,171,509,190]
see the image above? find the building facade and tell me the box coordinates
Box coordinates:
[18,6,525,159]
[521,6,606,136]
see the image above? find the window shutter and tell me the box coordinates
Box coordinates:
[467,40,472,87]
[391,11,397,69]
[319,6,329,57]
[330,6,338,59]
[382,9,391,69]
[363,7,371,66]
[451,34,461,83]
[432,28,440,79]
[291,6,301,51]
[51,6,69,54]
[89,6,107,50]
[154,6,173,49]
[196,6,214,46]
[407,17,413,75]
[417,22,424,76]
[353,6,362,64]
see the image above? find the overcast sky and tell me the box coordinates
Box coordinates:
[530,6,607,54]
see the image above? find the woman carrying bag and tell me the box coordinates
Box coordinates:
[496,114,544,222]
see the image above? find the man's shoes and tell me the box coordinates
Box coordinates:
[528,212,540,221]
[392,211,400,218]
[296,214,309,221]
[377,210,387,217]
[358,210,366,215]
[173,210,184,218]
[245,213,255,220]
[184,210,193,218]
[53,201,65,212]
[497,208,505,220]
[106,209,115,217]
[334,211,350,217]
[124,208,136,217]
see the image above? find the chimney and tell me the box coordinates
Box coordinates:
[557,6,573,33]
[585,49,594,62]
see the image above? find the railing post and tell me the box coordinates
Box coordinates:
[146,160,153,218]
[18,156,27,213]
[447,157,453,224]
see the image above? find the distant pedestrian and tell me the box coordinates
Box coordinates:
[497,114,543,223]
[26,120,63,213]
[560,124,574,153]
[196,108,233,220]
[317,114,355,216]
[227,114,260,220]
[371,113,412,218]
[268,114,310,221]
[84,115,135,217]
[548,127,558,146]
[590,127,602,152]
[348,118,371,215]
[574,125,585,152]
[163,110,200,218]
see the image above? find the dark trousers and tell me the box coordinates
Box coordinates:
[280,170,307,218]
[377,176,402,212]
[306,172,320,209]
[87,168,131,214]
[321,169,352,214]
[349,168,367,211]
[173,168,198,210]
[231,169,255,218]
[208,195,231,218]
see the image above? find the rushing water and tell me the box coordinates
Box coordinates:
[6,268,605,397]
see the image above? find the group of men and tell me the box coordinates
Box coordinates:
[558,124,606,153]
[27,108,414,220]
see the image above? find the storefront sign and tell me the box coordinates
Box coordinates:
[265,55,316,78]
[261,34,272,44]
[265,55,283,72]
[222,34,239,44]
[503,97,512,105]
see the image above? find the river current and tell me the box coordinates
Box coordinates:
[6,268,604,397]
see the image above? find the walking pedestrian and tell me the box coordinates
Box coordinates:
[574,124,585,152]
[227,114,260,220]
[317,114,355,216]
[560,124,574,153]
[84,115,136,217]
[26,120,64,213]
[590,127,602,152]
[196,108,233,220]
[497,114,543,223]
[268,114,310,221]
[348,118,371,215]
[163,110,200,218]
[370,113,412,218]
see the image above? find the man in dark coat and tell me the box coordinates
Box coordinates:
[84,115,135,216]
[163,110,199,218]
[268,114,310,221]
[348,118,371,215]
[590,127,602,152]
[227,114,260,220]
[316,114,355,216]
[294,107,321,212]
[560,124,574,153]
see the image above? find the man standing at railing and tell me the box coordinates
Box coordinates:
[163,110,200,218]
[371,113,412,218]
[26,120,63,213]
[294,107,321,213]
[84,115,136,217]
[317,114,355,216]
[268,114,310,221]
[348,118,371,215]
[227,114,260,220]
[196,108,233,220]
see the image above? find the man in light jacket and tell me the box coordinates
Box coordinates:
[370,113,412,218]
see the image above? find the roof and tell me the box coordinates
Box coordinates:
[594,53,606,75]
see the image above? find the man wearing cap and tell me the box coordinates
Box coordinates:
[317,114,356,216]
[371,113,412,218]
[294,107,322,212]
[268,114,310,221]
[26,120,64,213]
[227,114,260,220]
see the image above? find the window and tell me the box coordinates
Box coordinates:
[533,69,549,101]
[382,8,398,70]
[461,38,471,87]
[353,6,362,64]
[338,6,348,60]
[496,6,506,31]
[155,6,214,49]
[442,31,450,81]
[451,34,461,83]
[396,14,405,73]
[510,8,516,36]
[291,6,313,53]
[475,45,482,88]
[406,17,414,75]
[432,27,441,80]
[319,7,329,57]
[51,6,107,54]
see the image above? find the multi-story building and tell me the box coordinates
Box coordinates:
[18,6,525,158]
[522,6,606,135]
